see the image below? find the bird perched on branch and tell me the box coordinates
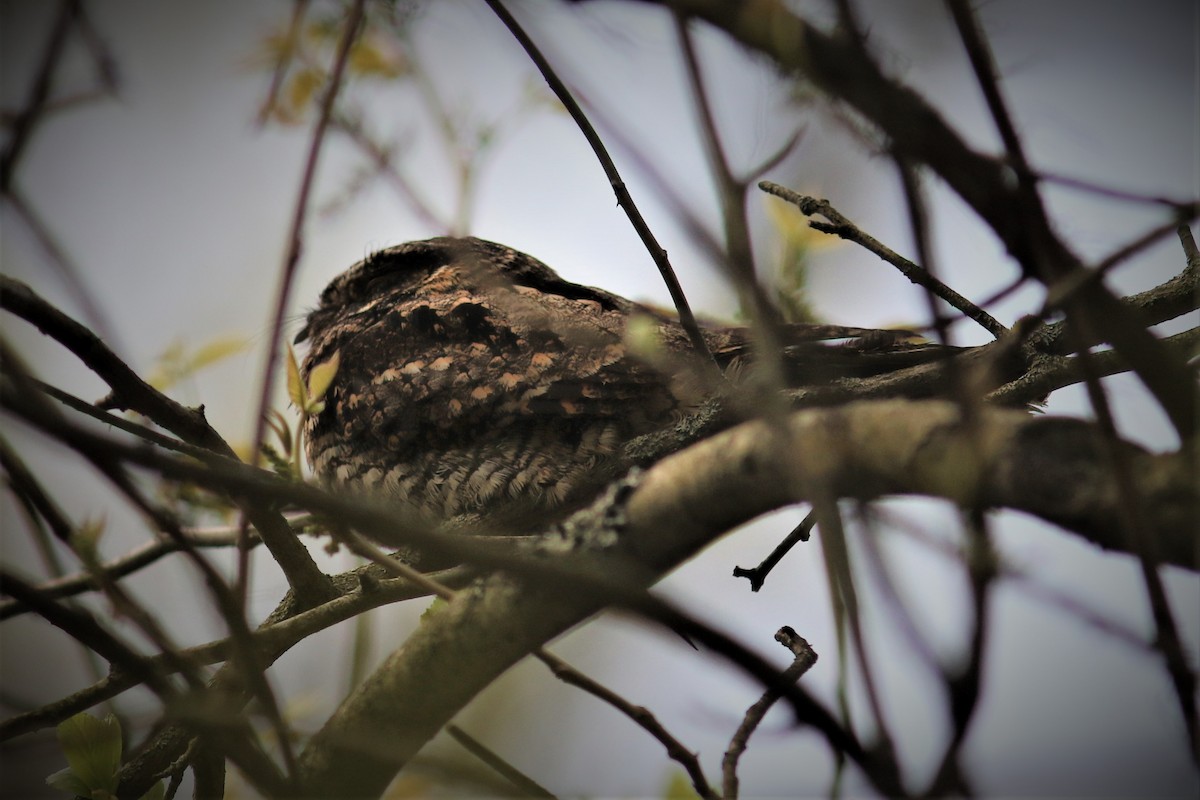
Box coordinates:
[295,236,952,531]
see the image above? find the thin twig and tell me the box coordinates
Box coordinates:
[78,450,303,785]
[1067,333,1198,759]
[883,510,1155,654]
[732,511,815,591]
[296,526,715,798]
[1037,168,1199,212]
[3,574,295,794]
[26,377,230,462]
[812,497,897,764]
[0,570,181,699]
[3,187,120,346]
[674,12,791,408]
[854,506,943,673]
[484,0,718,372]
[330,114,447,231]
[0,0,78,191]
[0,434,75,544]
[759,181,1008,339]
[535,649,717,800]
[1,0,122,341]
[670,0,1196,436]
[242,0,366,603]
[988,327,1200,407]
[0,275,335,606]
[1041,214,1199,318]
[256,0,311,125]
[927,509,993,796]
[0,526,265,621]
[722,626,818,798]
[446,725,558,798]
[1028,225,1200,355]
[944,0,1034,186]
[2,562,477,743]
[0,434,117,702]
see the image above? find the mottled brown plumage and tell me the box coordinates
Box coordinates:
[296,236,949,531]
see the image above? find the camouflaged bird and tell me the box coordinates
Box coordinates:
[295,236,952,531]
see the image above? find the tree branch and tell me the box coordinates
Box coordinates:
[0,275,336,607]
[292,399,1194,796]
[631,0,1197,439]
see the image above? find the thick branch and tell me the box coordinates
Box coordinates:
[294,400,1194,796]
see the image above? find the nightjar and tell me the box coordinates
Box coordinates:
[295,236,951,532]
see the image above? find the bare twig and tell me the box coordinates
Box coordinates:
[943,0,1034,186]
[0,526,265,621]
[78,450,303,785]
[330,114,448,231]
[255,0,311,125]
[1068,338,1198,759]
[655,0,1197,439]
[21,376,230,462]
[1037,169,1199,213]
[242,0,366,602]
[484,0,718,372]
[722,626,818,798]
[0,434,75,545]
[1040,214,1199,324]
[813,497,897,770]
[446,725,557,798]
[927,510,994,796]
[0,0,78,191]
[1,562,476,743]
[759,181,1008,339]
[0,433,117,701]
[0,570,180,699]
[732,510,815,591]
[3,187,119,346]
[1,0,122,340]
[535,649,717,800]
[988,327,1200,407]
[884,510,1155,654]
[0,275,335,606]
[675,12,791,408]
[1,570,293,795]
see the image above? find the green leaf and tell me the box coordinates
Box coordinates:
[286,66,324,114]
[68,517,106,567]
[147,336,248,391]
[348,34,409,79]
[54,712,122,795]
[305,350,340,405]
[286,343,307,408]
[662,770,702,800]
[186,336,249,373]
[623,313,664,362]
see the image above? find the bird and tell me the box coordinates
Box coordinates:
[295,236,953,533]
